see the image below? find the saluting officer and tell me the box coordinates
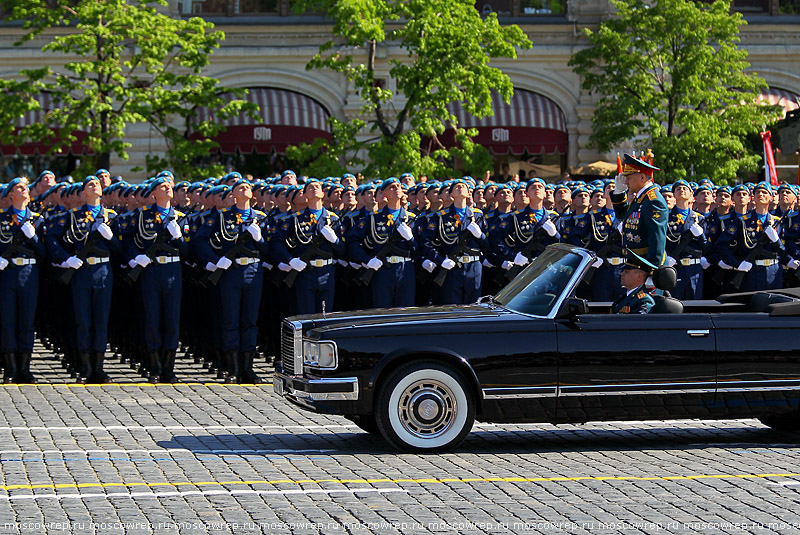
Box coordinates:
[194,177,268,383]
[0,178,46,384]
[119,176,188,383]
[665,179,707,300]
[347,177,416,308]
[712,181,785,292]
[271,179,345,315]
[45,175,121,383]
[610,154,668,267]
[419,179,488,305]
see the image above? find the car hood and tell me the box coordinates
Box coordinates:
[290,304,515,337]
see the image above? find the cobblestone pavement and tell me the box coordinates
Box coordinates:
[0,350,799,534]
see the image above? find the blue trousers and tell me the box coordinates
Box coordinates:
[435,261,481,305]
[742,264,782,292]
[673,263,703,300]
[70,263,113,353]
[140,263,182,351]
[371,261,415,309]
[218,263,263,352]
[295,265,335,315]
[0,264,38,353]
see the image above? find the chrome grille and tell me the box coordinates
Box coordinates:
[281,321,295,375]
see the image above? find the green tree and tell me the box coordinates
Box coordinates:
[569,0,783,183]
[290,0,531,180]
[0,0,257,180]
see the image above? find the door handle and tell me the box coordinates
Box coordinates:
[687,329,710,337]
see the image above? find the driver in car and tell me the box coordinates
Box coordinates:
[612,250,656,314]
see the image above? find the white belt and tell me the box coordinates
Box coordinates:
[385,256,412,264]
[679,258,700,266]
[607,257,625,266]
[154,255,180,264]
[755,258,778,266]
[457,255,480,264]
[308,258,334,268]
[235,257,259,266]
[10,257,36,266]
[86,257,110,265]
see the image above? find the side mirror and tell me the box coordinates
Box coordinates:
[560,297,588,318]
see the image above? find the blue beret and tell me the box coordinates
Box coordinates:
[672,179,691,190]
[527,178,546,189]
[95,168,109,177]
[693,184,712,195]
[571,186,590,200]
[778,183,796,194]
[80,175,101,191]
[716,185,732,196]
[281,170,296,178]
[380,177,400,191]
[753,181,773,194]
[731,184,749,194]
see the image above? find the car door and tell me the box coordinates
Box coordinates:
[712,313,800,417]
[555,313,717,422]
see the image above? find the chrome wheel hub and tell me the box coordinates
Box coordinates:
[397,379,456,438]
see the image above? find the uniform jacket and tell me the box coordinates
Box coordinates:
[611,284,655,314]
[712,210,786,267]
[610,184,668,266]
[192,206,268,267]
[44,205,121,264]
[419,205,488,265]
[269,207,345,265]
[0,207,46,260]
[346,206,416,264]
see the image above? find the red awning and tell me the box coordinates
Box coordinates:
[193,88,332,154]
[441,89,568,154]
[757,88,800,118]
[0,92,89,156]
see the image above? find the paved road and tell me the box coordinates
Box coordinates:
[0,352,799,534]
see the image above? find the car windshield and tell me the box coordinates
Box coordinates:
[495,247,585,317]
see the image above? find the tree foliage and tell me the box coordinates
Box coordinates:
[569,0,783,183]
[0,0,257,180]
[290,0,530,179]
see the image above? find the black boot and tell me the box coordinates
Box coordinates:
[160,350,179,383]
[224,351,239,384]
[215,350,227,380]
[77,353,91,384]
[90,352,113,384]
[239,351,262,384]
[147,351,161,383]
[2,354,16,384]
[15,353,37,384]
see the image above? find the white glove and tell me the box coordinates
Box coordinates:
[789,258,800,270]
[514,252,529,266]
[501,260,513,270]
[134,254,151,268]
[700,257,711,269]
[246,222,262,242]
[541,219,558,237]
[422,259,436,273]
[337,259,347,267]
[21,221,35,239]
[613,173,627,194]
[278,262,291,272]
[320,225,337,243]
[689,222,703,237]
[614,221,623,234]
[97,223,113,240]
[396,222,413,241]
[666,256,677,268]
[367,257,383,270]
[205,262,217,272]
[718,260,734,270]
[66,256,83,270]
[441,258,456,270]
[0,257,7,271]
[765,225,779,243]
[216,256,232,270]
[466,221,482,239]
[127,259,137,269]
[289,257,307,271]
[166,220,182,239]
[737,260,753,272]
[482,259,494,268]
[592,258,604,268]
[349,262,361,270]
[262,262,274,270]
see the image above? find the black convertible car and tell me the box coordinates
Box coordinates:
[274,244,800,452]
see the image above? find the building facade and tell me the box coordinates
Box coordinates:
[1,0,799,181]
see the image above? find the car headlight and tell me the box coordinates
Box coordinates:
[303,340,338,369]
